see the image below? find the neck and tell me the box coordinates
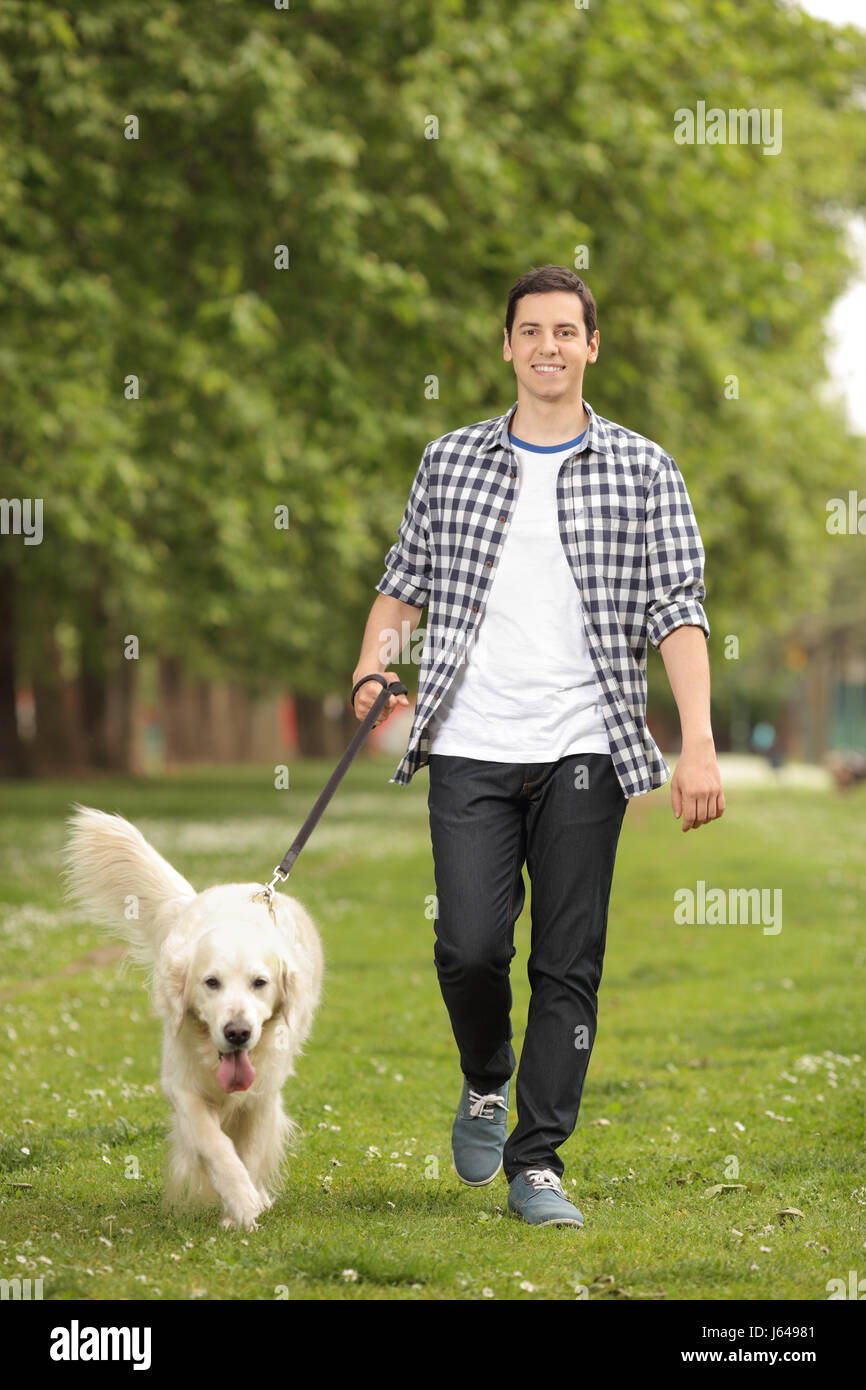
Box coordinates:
[510,394,589,447]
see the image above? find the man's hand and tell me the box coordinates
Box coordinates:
[670,739,725,831]
[350,669,409,727]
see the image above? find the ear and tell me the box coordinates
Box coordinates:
[153,938,194,1036]
[277,958,297,1033]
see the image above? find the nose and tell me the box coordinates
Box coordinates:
[223,1018,251,1048]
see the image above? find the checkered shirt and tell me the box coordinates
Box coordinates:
[375,399,710,798]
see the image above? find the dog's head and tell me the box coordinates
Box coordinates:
[154,886,302,1093]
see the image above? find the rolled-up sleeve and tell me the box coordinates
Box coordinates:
[645,454,710,649]
[375,445,432,609]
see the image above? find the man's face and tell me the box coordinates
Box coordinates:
[503,290,599,399]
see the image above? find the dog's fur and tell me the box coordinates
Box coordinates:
[62,806,323,1230]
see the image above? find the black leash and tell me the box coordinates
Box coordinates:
[259,674,407,901]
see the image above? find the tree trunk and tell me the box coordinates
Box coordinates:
[106,649,139,773]
[0,558,31,776]
[193,679,216,761]
[77,587,111,769]
[293,692,328,757]
[158,654,185,765]
[32,623,81,774]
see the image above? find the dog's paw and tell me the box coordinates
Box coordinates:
[221,1213,261,1232]
[257,1188,274,1211]
[220,1187,267,1231]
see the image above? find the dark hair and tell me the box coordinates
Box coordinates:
[505,265,597,343]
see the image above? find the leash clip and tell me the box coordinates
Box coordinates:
[260,864,290,904]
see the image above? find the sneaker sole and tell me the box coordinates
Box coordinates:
[453,1156,503,1187]
[507,1206,584,1228]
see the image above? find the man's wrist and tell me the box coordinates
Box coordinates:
[353,658,387,681]
[680,731,716,754]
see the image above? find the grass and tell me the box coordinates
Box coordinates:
[1,757,865,1301]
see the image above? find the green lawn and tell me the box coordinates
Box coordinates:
[1,759,864,1301]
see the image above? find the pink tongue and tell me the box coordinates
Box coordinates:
[217,1050,255,1093]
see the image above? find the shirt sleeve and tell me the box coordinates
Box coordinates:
[645,454,710,649]
[375,445,432,609]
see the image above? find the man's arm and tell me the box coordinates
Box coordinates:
[643,452,724,831]
[352,444,432,725]
[351,593,424,725]
[658,624,725,832]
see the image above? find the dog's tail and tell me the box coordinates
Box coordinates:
[62,805,196,968]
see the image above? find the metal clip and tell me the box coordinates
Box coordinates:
[259,865,290,904]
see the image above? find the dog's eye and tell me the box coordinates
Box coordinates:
[252,978,268,989]
[204,977,221,990]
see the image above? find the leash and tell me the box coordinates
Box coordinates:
[256,674,407,904]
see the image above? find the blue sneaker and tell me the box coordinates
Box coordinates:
[507,1168,585,1227]
[451,1079,510,1186]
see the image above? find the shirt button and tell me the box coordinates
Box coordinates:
[472,604,478,612]
[498,514,507,522]
[434,691,440,700]
[509,471,516,478]
[485,559,492,566]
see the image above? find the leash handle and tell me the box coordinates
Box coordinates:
[265,674,408,892]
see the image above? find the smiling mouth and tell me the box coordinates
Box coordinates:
[532,364,565,374]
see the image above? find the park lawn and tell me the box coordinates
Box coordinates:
[0,760,864,1301]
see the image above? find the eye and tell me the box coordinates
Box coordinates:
[204,977,220,990]
[252,978,269,989]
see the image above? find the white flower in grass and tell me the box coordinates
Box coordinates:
[482,1287,494,1298]
[733,1121,745,1132]
[519,1281,536,1293]
[20,1147,29,1155]
[342,1268,359,1282]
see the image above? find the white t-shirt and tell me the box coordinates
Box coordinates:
[427,429,611,761]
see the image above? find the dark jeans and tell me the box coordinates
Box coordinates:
[427,752,628,1182]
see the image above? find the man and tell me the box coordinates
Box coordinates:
[351,264,724,1228]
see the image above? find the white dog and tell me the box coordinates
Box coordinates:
[62,806,323,1230]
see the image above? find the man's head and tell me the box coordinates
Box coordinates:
[503,265,599,401]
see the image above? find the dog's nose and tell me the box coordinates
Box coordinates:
[223,1019,251,1047]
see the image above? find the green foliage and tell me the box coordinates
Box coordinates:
[1,0,864,699]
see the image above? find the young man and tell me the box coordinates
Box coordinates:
[352,265,724,1228]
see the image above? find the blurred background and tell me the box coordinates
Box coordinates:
[1,0,865,792]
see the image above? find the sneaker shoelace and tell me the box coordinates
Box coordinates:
[524,1167,567,1196]
[467,1088,507,1120]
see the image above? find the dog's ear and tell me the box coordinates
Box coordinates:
[153,938,194,1036]
[276,957,297,1034]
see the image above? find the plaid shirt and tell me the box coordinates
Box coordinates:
[375,399,710,798]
